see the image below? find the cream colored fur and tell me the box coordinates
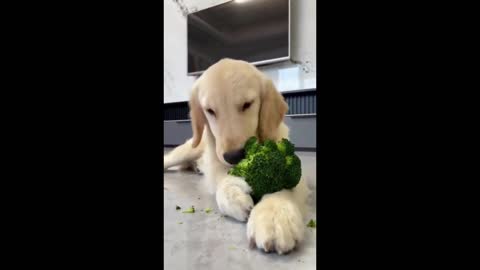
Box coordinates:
[163,59,310,255]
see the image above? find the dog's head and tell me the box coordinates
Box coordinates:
[189,59,288,166]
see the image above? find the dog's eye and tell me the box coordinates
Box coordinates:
[206,108,216,117]
[242,101,252,111]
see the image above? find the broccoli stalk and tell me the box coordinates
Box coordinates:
[228,137,302,203]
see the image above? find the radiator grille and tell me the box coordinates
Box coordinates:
[283,90,316,115]
[164,89,316,120]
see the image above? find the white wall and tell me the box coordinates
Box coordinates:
[164,0,316,104]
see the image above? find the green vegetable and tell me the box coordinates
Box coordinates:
[182,206,195,213]
[178,222,183,224]
[205,208,213,214]
[307,219,316,228]
[228,137,302,203]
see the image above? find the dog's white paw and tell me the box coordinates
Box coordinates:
[247,195,305,255]
[216,175,254,222]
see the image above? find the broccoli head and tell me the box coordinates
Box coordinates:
[228,137,302,202]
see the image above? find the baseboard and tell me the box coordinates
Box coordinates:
[295,147,316,152]
[164,88,316,121]
[164,144,181,148]
[165,117,316,149]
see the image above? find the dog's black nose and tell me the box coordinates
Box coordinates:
[223,149,245,165]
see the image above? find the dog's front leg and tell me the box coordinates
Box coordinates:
[246,178,309,255]
[216,174,254,222]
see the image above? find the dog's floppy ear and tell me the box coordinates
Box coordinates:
[189,83,206,148]
[258,78,288,141]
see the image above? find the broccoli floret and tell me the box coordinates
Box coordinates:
[262,140,278,152]
[284,155,302,189]
[229,156,252,177]
[277,138,295,156]
[244,137,260,156]
[228,137,302,203]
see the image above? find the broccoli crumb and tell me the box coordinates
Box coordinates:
[178,222,183,224]
[176,205,181,210]
[182,206,195,213]
[228,246,236,250]
[307,219,316,228]
[205,208,213,213]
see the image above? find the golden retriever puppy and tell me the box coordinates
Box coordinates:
[164,59,310,254]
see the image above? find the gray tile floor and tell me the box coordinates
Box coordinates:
[164,149,316,270]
